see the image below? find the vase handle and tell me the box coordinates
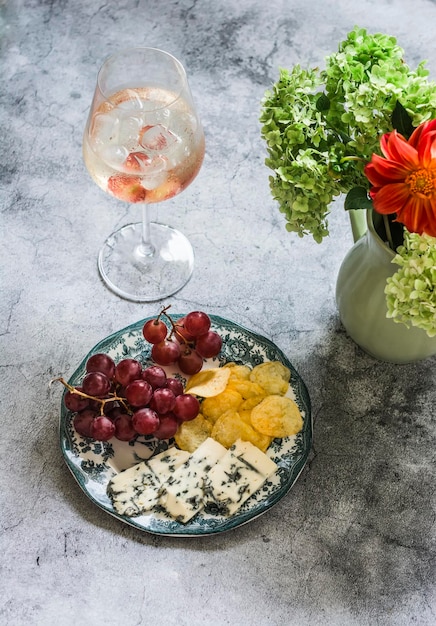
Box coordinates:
[348,209,367,243]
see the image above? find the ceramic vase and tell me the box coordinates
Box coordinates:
[335,210,436,363]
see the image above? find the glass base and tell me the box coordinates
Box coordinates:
[98,221,194,302]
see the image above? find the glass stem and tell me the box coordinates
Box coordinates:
[138,204,156,257]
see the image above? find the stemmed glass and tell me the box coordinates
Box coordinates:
[83,48,205,301]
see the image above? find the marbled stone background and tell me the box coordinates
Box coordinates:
[1,1,435,625]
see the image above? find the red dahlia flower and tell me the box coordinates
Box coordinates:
[364,119,436,236]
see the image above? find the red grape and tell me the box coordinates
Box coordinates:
[64,387,89,412]
[174,317,196,343]
[73,409,96,437]
[105,405,124,420]
[153,414,179,439]
[143,319,168,344]
[173,394,200,421]
[125,379,153,407]
[183,311,211,337]
[151,339,181,365]
[165,377,184,397]
[82,372,111,397]
[115,358,142,386]
[114,414,137,441]
[150,387,176,414]
[132,407,160,435]
[91,415,116,441]
[142,365,167,388]
[86,353,116,380]
[87,397,101,410]
[195,331,223,358]
[178,348,203,375]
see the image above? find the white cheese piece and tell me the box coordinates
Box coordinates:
[107,447,189,516]
[159,437,227,523]
[203,439,278,516]
[135,447,190,512]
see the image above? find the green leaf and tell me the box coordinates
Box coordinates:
[391,101,414,138]
[337,129,352,144]
[316,93,330,111]
[344,187,373,210]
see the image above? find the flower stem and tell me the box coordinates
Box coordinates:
[383,214,395,250]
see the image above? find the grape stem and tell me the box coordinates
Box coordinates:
[157,304,172,323]
[158,306,190,346]
[52,377,131,415]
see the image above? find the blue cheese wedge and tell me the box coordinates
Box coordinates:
[159,437,227,523]
[203,439,278,516]
[107,447,189,516]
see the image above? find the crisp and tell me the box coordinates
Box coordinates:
[201,388,243,424]
[177,359,300,454]
[174,413,212,452]
[250,395,303,437]
[227,379,266,399]
[185,367,231,397]
[223,362,252,380]
[249,361,291,396]
[211,410,271,451]
[240,395,266,411]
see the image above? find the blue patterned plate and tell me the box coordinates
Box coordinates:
[59,314,312,536]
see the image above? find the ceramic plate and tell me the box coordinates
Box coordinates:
[59,314,312,536]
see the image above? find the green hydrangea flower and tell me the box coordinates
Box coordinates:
[260,27,436,241]
[385,232,436,337]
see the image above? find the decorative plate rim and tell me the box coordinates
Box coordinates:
[59,314,312,537]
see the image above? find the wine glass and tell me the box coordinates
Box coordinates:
[83,47,205,301]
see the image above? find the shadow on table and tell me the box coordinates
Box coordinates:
[277,316,436,615]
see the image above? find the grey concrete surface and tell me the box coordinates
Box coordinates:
[1,1,435,625]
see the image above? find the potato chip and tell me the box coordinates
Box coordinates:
[250,395,303,437]
[177,359,297,454]
[240,395,267,411]
[238,409,253,424]
[249,361,291,396]
[174,414,212,452]
[250,432,273,452]
[211,410,248,448]
[238,410,273,451]
[185,367,231,397]
[223,363,252,381]
[201,388,243,424]
[227,380,266,400]
[211,410,271,451]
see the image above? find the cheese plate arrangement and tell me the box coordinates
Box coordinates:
[59,314,312,536]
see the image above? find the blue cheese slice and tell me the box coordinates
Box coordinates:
[107,447,189,516]
[159,437,227,523]
[203,439,278,516]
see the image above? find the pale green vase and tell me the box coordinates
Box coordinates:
[336,210,436,363]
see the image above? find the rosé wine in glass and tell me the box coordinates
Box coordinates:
[83,48,205,302]
[83,86,204,204]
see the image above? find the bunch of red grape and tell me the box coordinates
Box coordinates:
[62,309,222,444]
[143,310,222,375]
[64,353,200,443]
